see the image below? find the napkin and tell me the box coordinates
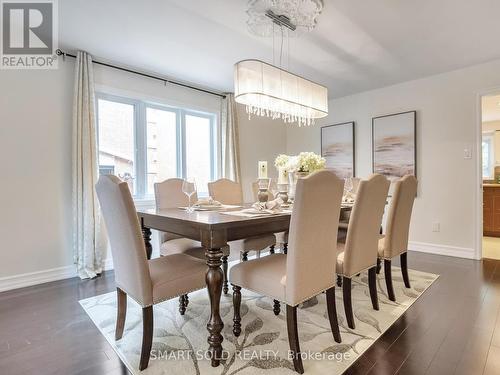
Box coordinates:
[194,197,222,207]
[251,198,282,213]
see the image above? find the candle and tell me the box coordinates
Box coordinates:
[278,168,288,184]
[258,161,268,179]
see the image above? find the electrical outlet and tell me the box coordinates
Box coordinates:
[432,222,440,232]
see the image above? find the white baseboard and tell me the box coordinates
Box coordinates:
[408,241,476,259]
[0,258,115,293]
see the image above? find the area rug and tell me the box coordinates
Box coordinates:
[80,266,438,374]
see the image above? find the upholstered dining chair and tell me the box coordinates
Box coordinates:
[336,174,390,329]
[208,178,276,263]
[230,170,345,374]
[96,175,207,371]
[154,178,203,259]
[154,178,229,308]
[377,175,418,301]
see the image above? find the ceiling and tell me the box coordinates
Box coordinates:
[60,0,500,99]
[482,95,500,123]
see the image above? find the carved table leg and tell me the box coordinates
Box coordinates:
[205,246,224,367]
[140,219,152,260]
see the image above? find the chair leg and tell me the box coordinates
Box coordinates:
[222,255,229,294]
[401,252,411,288]
[184,294,189,308]
[376,258,382,274]
[286,305,304,374]
[242,251,248,261]
[269,245,275,254]
[326,287,342,343]
[273,299,281,315]
[336,275,342,287]
[179,295,186,315]
[115,288,127,340]
[342,277,355,329]
[283,243,288,254]
[139,306,154,371]
[384,259,396,302]
[232,285,242,337]
[368,267,379,311]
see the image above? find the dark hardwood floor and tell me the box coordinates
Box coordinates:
[1,251,500,375]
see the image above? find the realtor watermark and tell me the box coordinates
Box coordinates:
[1,0,58,69]
[150,349,351,363]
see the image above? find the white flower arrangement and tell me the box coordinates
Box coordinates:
[274,152,325,173]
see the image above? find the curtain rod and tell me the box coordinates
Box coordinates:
[56,49,226,99]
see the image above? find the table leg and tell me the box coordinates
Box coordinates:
[205,246,224,367]
[140,219,152,260]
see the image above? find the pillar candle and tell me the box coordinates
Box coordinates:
[258,161,268,179]
[278,168,288,184]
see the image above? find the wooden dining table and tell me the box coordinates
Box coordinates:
[137,204,352,367]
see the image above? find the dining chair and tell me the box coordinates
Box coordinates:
[96,175,207,371]
[154,178,203,259]
[230,170,344,374]
[336,174,390,329]
[377,175,418,301]
[208,178,276,265]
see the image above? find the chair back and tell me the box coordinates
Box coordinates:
[154,178,198,242]
[208,178,243,205]
[154,178,198,209]
[285,170,344,306]
[342,174,390,277]
[382,175,418,258]
[95,175,152,306]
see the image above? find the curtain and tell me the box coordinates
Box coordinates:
[221,93,241,182]
[72,51,106,279]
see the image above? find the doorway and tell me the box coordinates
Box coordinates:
[481,93,500,260]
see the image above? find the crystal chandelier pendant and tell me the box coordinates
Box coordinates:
[234,0,328,126]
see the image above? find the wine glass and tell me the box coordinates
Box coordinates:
[269,179,279,200]
[182,178,197,213]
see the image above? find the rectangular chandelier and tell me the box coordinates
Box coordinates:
[234,59,328,126]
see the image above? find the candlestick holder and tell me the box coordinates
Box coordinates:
[258,178,270,202]
[277,183,289,204]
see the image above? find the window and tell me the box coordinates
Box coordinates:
[97,94,217,199]
[482,134,494,179]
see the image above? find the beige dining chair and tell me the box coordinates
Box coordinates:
[208,178,276,265]
[230,170,344,374]
[154,178,203,259]
[336,174,390,329]
[96,175,207,371]
[377,175,418,301]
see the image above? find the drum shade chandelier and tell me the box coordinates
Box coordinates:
[234,0,327,126]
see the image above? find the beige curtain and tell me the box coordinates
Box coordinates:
[221,93,241,182]
[72,51,106,279]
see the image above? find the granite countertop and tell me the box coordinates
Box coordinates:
[483,183,500,188]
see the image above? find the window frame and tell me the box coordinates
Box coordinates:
[95,92,218,200]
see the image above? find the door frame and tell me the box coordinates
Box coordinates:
[475,87,500,260]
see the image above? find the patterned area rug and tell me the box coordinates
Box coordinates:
[80,266,438,374]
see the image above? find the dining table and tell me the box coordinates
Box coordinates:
[136,203,353,367]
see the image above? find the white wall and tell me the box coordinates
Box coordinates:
[237,104,287,201]
[287,59,500,259]
[0,60,285,288]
